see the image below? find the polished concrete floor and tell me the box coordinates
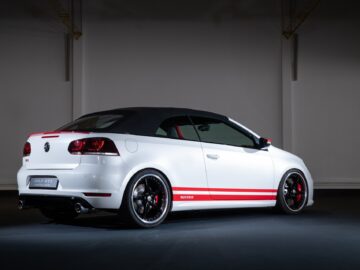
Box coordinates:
[1,190,360,270]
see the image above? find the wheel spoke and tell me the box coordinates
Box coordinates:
[282,173,307,211]
[144,178,149,191]
[144,202,151,218]
[133,184,145,199]
[287,178,294,187]
[287,198,294,207]
[131,174,168,224]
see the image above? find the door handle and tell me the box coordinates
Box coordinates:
[206,154,219,160]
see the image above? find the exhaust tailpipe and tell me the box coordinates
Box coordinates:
[74,202,90,214]
[18,200,24,210]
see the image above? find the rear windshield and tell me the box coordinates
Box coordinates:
[58,114,126,132]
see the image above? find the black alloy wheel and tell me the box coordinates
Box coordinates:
[123,169,171,228]
[277,170,308,214]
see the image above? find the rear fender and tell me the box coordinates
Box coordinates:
[118,162,175,209]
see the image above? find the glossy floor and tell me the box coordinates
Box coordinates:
[1,190,360,270]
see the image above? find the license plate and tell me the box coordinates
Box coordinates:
[29,177,59,189]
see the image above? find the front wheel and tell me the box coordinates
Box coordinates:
[123,169,171,228]
[276,170,308,214]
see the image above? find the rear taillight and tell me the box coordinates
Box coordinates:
[68,138,119,156]
[23,142,31,156]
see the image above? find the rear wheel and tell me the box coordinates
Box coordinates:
[123,169,171,228]
[40,208,78,222]
[276,170,308,214]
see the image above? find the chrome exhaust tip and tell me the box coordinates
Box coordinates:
[18,200,24,210]
[74,202,90,214]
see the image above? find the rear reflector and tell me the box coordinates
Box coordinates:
[83,193,112,197]
[68,137,119,156]
[23,142,31,156]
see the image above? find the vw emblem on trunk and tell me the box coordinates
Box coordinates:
[44,142,50,152]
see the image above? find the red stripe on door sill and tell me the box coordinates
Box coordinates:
[173,187,277,193]
[173,194,276,201]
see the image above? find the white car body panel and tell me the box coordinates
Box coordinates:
[201,142,275,190]
[17,116,314,212]
[25,133,82,170]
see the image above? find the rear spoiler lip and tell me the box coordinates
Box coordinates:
[28,130,91,138]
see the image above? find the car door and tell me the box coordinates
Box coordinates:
[190,116,276,202]
[154,116,210,203]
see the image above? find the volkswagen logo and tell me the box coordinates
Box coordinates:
[44,142,50,152]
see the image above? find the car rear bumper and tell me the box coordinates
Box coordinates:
[17,156,126,210]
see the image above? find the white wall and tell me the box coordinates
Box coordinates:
[82,18,282,145]
[0,0,72,189]
[291,1,360,188]
[1,0,360,189]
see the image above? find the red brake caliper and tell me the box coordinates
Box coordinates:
[154,195,159,204]
[296,183,302,202]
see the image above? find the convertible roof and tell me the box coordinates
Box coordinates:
[81,107,228,135]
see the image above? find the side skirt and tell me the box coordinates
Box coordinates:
[171,200,277,212]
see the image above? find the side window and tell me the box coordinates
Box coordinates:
[190,116,255,148]
[155,116,199,141]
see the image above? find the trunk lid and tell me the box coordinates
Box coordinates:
[25,132,90,170]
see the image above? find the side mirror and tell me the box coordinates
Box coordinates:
[259,137,272,149]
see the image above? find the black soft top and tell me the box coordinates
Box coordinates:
[81,107,228,135]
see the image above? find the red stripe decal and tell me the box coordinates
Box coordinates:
[173,194,276,201]
[172,186,277,201]
[41,135,59,138]
[173,187,277,193]
[29,130,90,137]
[43,131,90,135]
[173,194,212,201]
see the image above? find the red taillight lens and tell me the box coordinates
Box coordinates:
[87,139,105,152]
[23,142,31,156]
[68,138,119,155]
[69,140,86,153]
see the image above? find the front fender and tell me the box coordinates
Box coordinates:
[270,146,314,206]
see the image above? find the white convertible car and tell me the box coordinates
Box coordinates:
[17,107,313,228]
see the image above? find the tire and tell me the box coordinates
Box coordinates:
[122,169,171,228]
[40,208,78,222]
[276,169,308,214]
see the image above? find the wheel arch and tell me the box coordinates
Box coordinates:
[276,168,307,191]
[119,165,174,210]
[271,155,314,206]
